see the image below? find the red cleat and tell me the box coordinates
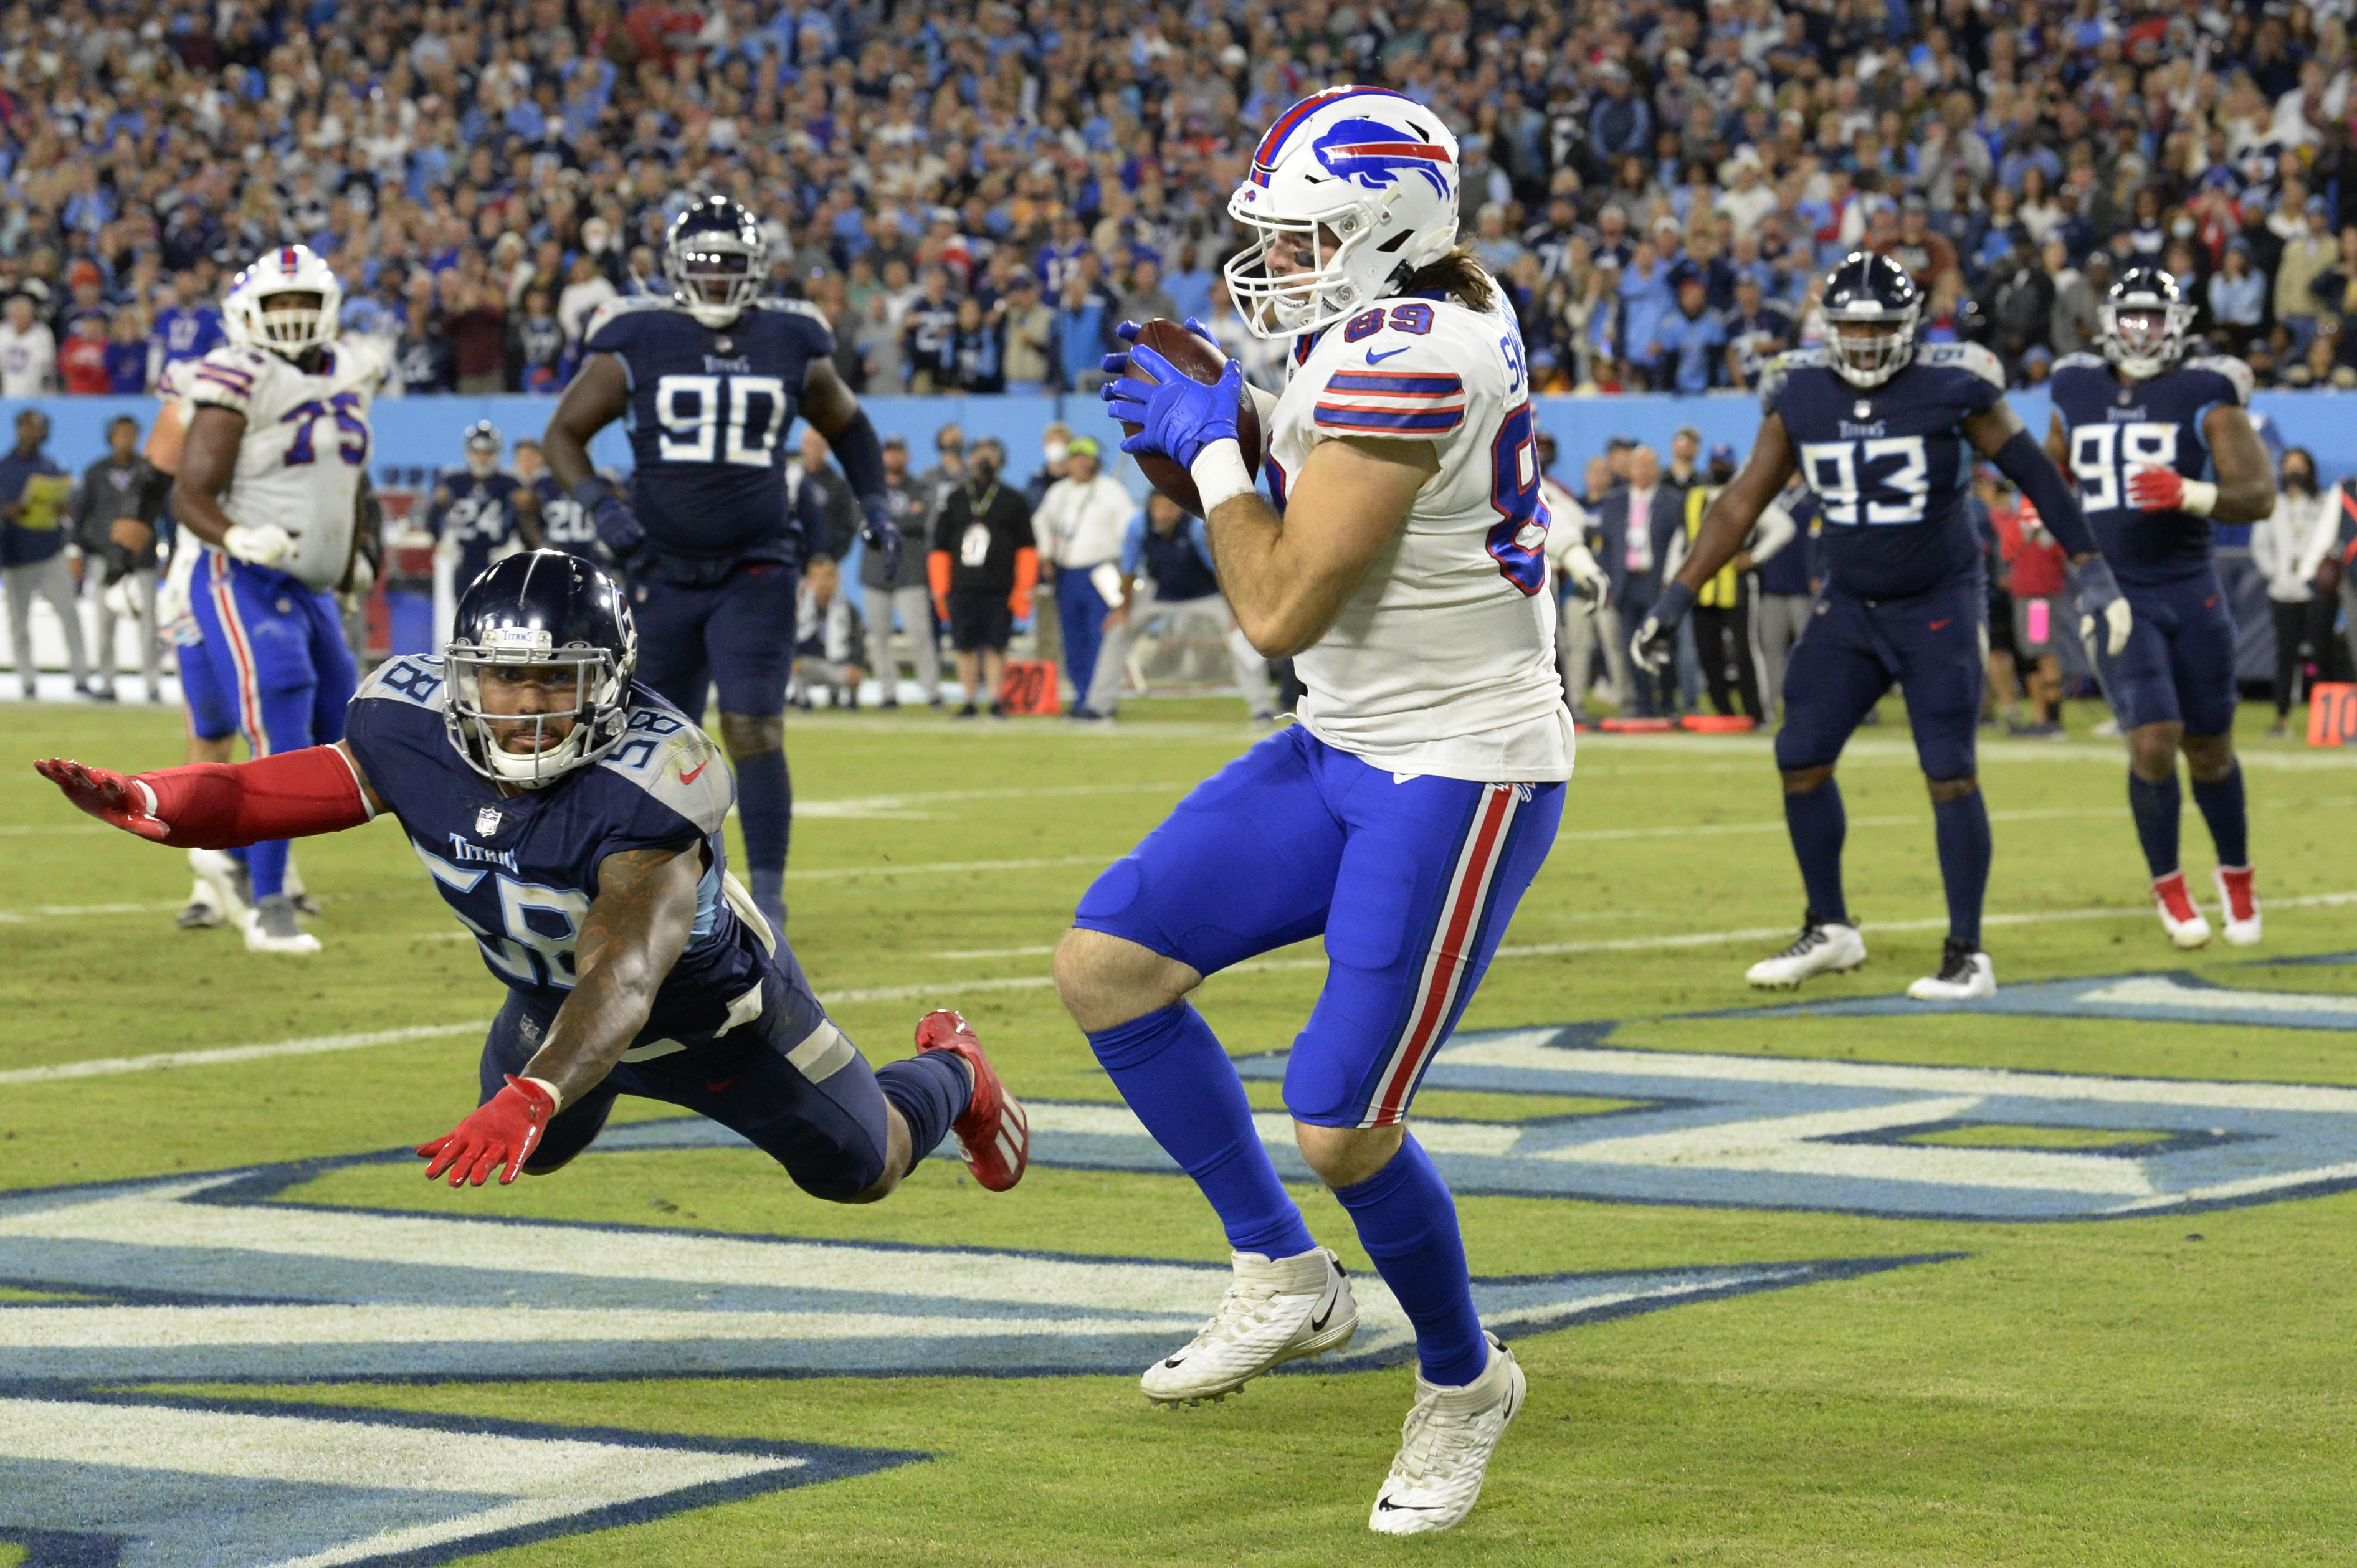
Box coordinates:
[914,1009,1029,1191]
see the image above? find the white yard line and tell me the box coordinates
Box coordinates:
[0,1023,486,1086]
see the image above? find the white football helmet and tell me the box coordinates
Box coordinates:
[1224,87,1462,340]
[224,244,343,360]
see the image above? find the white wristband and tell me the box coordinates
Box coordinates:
[1189,439,1255,514]
[522,1075,564,1114]
[2179,478,2219,516]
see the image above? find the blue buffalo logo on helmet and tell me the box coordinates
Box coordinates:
[1309,118,1455,200]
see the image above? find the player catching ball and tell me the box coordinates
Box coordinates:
[1057,87,1566,1534]
[38,552,1026,1214]
[1636,252,2133,1000]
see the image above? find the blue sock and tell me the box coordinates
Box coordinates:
[1931,787,1991,948]
[735,748,791,879]
[2127,771,2181,878]
[876,1050,973,1169]
[2191,764,2249,868]
[1088,1003,1314,1258]
[1784,779,1848,925]
[226,846,249,867]
[1333,1135,1487,1387]
[247,839,289,900]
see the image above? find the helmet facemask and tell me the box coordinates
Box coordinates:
[669,237,763,328]
[1822,304,1920,388]
[444,626,630,789]
[1222,196,1398,339]
[2100,300,2191,379]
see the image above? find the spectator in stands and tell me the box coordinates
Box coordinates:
[2275,201,2338,351]
[0,293,57,397]
[148,273,223,386]
[0,411,90,701]
[1651,273,1728,393]
[789,555,866,711]
[59,314,111,395]
[104,313,150,395]
[928,437,1034,720]
[946,296,1004,393]
[2209,242,2269,351]
[902,268,959,395]
[1032,435,1134,720]
[999,277,1055,394]
[444,279,508,396]
[508,288,568,393]
[860,434,941,711]
[69,416,171,704]
[2049,246,2105,358]
[1724,272,1794,389]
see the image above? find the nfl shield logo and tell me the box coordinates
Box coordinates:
[1853,399,1872,418]
[475,807,502,836]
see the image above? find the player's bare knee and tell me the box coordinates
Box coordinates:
[716,711,783,757]
[1781,764,1836,795]
[1925,774,1978,804]
[1054,928,1195,1033]
[2127,722,2181,781]
[2181,732,2236,782]
[1295,1119,1405,1189]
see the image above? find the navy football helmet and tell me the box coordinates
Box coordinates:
[444,551,639,789]
[462,419,502,477]
[2100,265,2194,381]
[1819,251,1921,389]
[664,196,766,328]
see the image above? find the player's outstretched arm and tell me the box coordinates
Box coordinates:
[1208,437,1431,658]
[34,743,381,848]
[543,354,643,556]
[1632,413,1796,671]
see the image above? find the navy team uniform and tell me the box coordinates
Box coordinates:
[584,297,832,718]
[428,467,529,596]
[2049,351,2249,739]
[342,655,902,1195]
[530,473,602,560]
[1770,341,2003,784]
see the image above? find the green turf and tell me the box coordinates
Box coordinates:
[8,694,2357,1564]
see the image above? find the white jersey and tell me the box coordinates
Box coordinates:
[184,335,389,591]
[1268,290,1574,782]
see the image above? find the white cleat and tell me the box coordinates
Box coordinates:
[2152,871,2212,949]
[1746,914,1867,989]
[1368,1331,1526,1536]
[1141,1247,1356,1406]
[245,893,321,954]
[187,848,254,934]
[1907,939,1996,1000]
[2214,866,2261,947]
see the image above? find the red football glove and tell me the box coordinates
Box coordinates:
[34,758,169,840]
[2126,465,2186,511]
[417,1075,558,1187]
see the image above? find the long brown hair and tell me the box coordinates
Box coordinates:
[1397,245,1497,313]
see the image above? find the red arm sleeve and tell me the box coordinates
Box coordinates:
[139,746,376,848]
[1011,546,1038,619]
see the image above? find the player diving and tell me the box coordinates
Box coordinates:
[1058,87,1564,1535]
[540,194,902,943]
[1636,251,2133,1000]
[2046,266,2274,948]
[166,244,384,954]
[36,551,1028,1210]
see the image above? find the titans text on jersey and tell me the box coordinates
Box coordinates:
[583,295,835,573]
[1761,341,2007,600]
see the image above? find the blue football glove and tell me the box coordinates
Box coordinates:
[1629,581,1697,674]
[571,476,643,557]
[1098,317,1224,382]
[1101,344,1244,470]
[2069,554,2134,657]
[860,497,902,579]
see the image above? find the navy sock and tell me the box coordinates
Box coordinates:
[734,748,791,878]
[2191,764,2249,868]
[1931,787,1992,948]
[226,845,249,867]
[1333,1135,1487,1387]
[2127,771,2181,878]
[1088,1003,1314,1258]
[876,1050,973,1169]
[1784,779,1848,926]
[247,839,289,900]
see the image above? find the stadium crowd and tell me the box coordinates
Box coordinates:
[9,0,2357,399]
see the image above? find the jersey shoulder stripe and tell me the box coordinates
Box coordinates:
[584,295,674,349]
[1313,402,1467,435]
[2054,351,2109,373]
[1913,340,2006,389]
[759,298,832,327]
[1758,347,1826,410]
[2183,354,2255,406]
[187,346,270,412]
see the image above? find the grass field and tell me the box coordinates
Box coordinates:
[5,693,2357,1566]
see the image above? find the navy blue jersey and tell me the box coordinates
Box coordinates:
[1764,342,2006,599]
[343,657,769,1042]
[530,472,601,559]
[429,468,528,594]
[2049,351,2254,587]
[584,297,833,564]
[1759,488,1817,596]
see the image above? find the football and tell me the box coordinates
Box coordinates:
[1119,318,1264,517]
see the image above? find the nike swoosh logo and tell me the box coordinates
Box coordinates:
[1377,1499,1443,1512]
[1928,617,1954,630]
[705,1076,741,1093]
[680,759,710,784]
[1161,1355,1187,1368]
[1365,346,1409,364]
[1310,1299,1336,1332]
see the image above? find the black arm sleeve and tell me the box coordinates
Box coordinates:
[1989,428,2097,558]
[826,408,888,505]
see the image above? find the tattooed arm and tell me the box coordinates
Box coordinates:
[518,842,705,1107]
